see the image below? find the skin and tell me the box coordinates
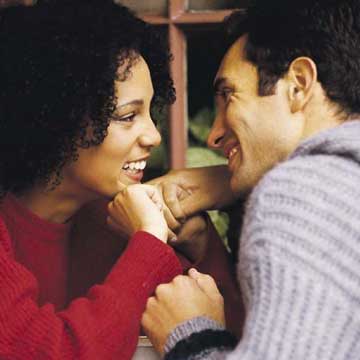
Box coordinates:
[16,54,210,248]
[142,34,346,354]
[17,56,167,239]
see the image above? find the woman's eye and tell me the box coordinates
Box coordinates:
[112,112,136,123]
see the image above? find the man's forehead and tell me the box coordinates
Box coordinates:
[214,44,245,83]
[214,36,247,81]
[213,37,258,93]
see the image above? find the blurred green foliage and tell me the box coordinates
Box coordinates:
[187,107,230,248]
[147,106,230,247]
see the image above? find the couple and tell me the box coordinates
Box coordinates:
[1,0,360,359]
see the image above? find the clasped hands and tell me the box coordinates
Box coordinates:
[106,172,226,355]
[106,177,208,262]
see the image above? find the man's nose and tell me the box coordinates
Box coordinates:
[207,115,226,149]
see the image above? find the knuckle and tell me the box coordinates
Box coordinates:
[216,294,225,305]
[114,196,122,206]
[145,296,156,309]
[155,283,168,297]
[141,313,150,328]
[204,274,215,284]
[173,275,188,285]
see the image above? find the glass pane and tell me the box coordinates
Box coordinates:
[188,0,250,11]
[143,28,171,179]
[186,27,228,169]
[115,0,167,16]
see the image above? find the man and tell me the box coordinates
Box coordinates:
[142,0,360,359]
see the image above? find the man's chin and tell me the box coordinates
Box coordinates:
[230,177,251,200]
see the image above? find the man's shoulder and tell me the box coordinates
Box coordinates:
[257,151,360,195]
[246,152,360,223]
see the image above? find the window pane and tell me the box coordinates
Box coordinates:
[188,0,250,11]
[187,28,228,167]
[115,0,167,16]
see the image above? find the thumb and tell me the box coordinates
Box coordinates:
[144,185,164,211]
[117,180,128,192]
[188,268,221,299]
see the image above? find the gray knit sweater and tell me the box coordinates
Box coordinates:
[164,120,360,360]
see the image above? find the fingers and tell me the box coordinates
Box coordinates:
[107,184,168,241]
[145,186,164,212]
[176,214,207,243]
[106,215,124,232]
[188,268,222,301]
[163,182,188,222]
[163,203,182,232]
[167,228,178,243]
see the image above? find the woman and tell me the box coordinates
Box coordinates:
[0,1,182,359]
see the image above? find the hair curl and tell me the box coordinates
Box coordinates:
[225,0,360,114]
[0,0,175,196]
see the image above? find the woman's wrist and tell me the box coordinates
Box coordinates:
[141,227,167,243]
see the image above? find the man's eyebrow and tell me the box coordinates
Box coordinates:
[116,99,144,109]
[213,77,229,93]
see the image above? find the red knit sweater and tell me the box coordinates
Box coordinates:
[0,194,182,360]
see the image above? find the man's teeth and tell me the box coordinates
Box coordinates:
[122,160,147,171]
[229,147,238,159]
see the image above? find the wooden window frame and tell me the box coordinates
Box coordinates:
[1,0,246,169]
[141,0,241,169]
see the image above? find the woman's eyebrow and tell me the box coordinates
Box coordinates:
[117,99,144,109]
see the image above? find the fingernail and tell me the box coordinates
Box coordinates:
[170,237,177,243]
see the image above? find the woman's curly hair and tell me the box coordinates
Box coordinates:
[0,0,175,196]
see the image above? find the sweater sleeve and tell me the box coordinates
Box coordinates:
[0,220,182,360]
[164,154,360,360]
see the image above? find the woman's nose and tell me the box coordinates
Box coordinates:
[139,118,162,148]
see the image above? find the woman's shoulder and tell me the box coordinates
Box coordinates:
[0,215,13,256]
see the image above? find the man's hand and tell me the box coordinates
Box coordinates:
[141,269,225,355]
[170,213,209,263]
[148,165,235,223]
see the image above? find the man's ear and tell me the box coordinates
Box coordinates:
[287,57,318,113]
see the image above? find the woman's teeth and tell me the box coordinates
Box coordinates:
[122,160,147,172]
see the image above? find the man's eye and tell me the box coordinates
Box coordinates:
[215,89,233,102]
[111,112,136,122]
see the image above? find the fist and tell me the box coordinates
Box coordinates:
[107,184,168,242]
[142,270,225,354]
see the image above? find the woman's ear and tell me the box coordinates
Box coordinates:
[287,57,318,113]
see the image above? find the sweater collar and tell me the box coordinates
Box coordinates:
[1,192,71,241]
[290,120,360,163]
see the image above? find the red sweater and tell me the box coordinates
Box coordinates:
[0,194,182,360]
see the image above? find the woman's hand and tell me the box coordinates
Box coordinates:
[142,269,225,354]
[107,184,168,243]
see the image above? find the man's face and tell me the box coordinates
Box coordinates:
[208,35,303,197]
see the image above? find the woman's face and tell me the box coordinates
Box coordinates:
[62,56,161,200]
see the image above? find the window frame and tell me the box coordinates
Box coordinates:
[141,0,247,168]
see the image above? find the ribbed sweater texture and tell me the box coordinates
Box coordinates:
[165,120,360,360]
[0,195,182,360]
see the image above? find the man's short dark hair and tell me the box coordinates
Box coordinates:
[226,0,360,114]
